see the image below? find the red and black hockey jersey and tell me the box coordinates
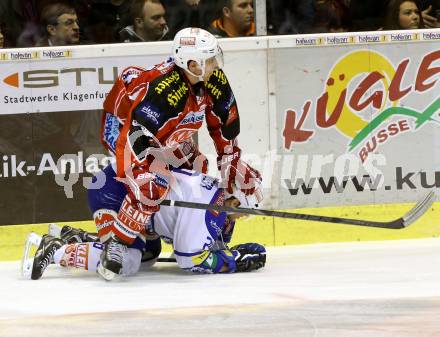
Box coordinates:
[101,58,240,177]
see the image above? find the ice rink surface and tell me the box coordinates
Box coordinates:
[1,239,440,337]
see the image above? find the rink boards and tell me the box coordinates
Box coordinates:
[0,30,439,257]
[0,200,438,261]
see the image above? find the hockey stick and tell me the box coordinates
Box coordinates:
[157,257,177,263]
[161,190,436,229]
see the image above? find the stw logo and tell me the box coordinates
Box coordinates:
[2,67,118,88]
[3,73,19,87]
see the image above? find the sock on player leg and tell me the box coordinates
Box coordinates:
[53,242,104,272]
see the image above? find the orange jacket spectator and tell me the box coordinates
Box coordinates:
[209,0,255,37]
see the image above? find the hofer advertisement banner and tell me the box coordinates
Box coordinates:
[274,38,440,208]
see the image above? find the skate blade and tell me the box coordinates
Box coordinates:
[21,232,42,279]
[97,263,120,281]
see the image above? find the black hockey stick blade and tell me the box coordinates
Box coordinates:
[157,257,177,263]
[161,190,435,229]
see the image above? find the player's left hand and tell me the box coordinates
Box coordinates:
[217,146,262,196]
[231,243,266,272]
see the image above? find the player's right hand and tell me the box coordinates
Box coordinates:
[123,166,169,211]
[113,167,169,244]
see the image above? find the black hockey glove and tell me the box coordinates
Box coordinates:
[231,243,266,272]
[141,236,162,263]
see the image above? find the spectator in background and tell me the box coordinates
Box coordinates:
[36,3,80,46]
[348,0,389,31]
[164,0,205,36]
[165,0,217,35]
[384,0,424,30]
[312,0,351,33]
[165,0,201,36]
[418,0,440,28]
[119,0,169,42]
[185,0,200,4]
[80,0,131,44]
[326,0,352,32]
[0,0,43,47]
[0,26,4,48]
[209,0,255,37]
[266,0,315,34]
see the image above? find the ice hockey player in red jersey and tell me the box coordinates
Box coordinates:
[91,27,262,280]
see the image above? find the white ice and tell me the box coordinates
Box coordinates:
[1,239,440,337]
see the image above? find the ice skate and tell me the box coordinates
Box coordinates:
[97,238,127,281]
[60,225,99,243]
[21,232,42,279]
[31,234,64,280]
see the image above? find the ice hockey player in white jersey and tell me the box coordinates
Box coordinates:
[29,168,266,280]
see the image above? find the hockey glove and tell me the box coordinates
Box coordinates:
[141,236,162,263]
[217,146,262,197]
[231,243,266,272]
[122,166,169,211]
[115,167,169,244]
